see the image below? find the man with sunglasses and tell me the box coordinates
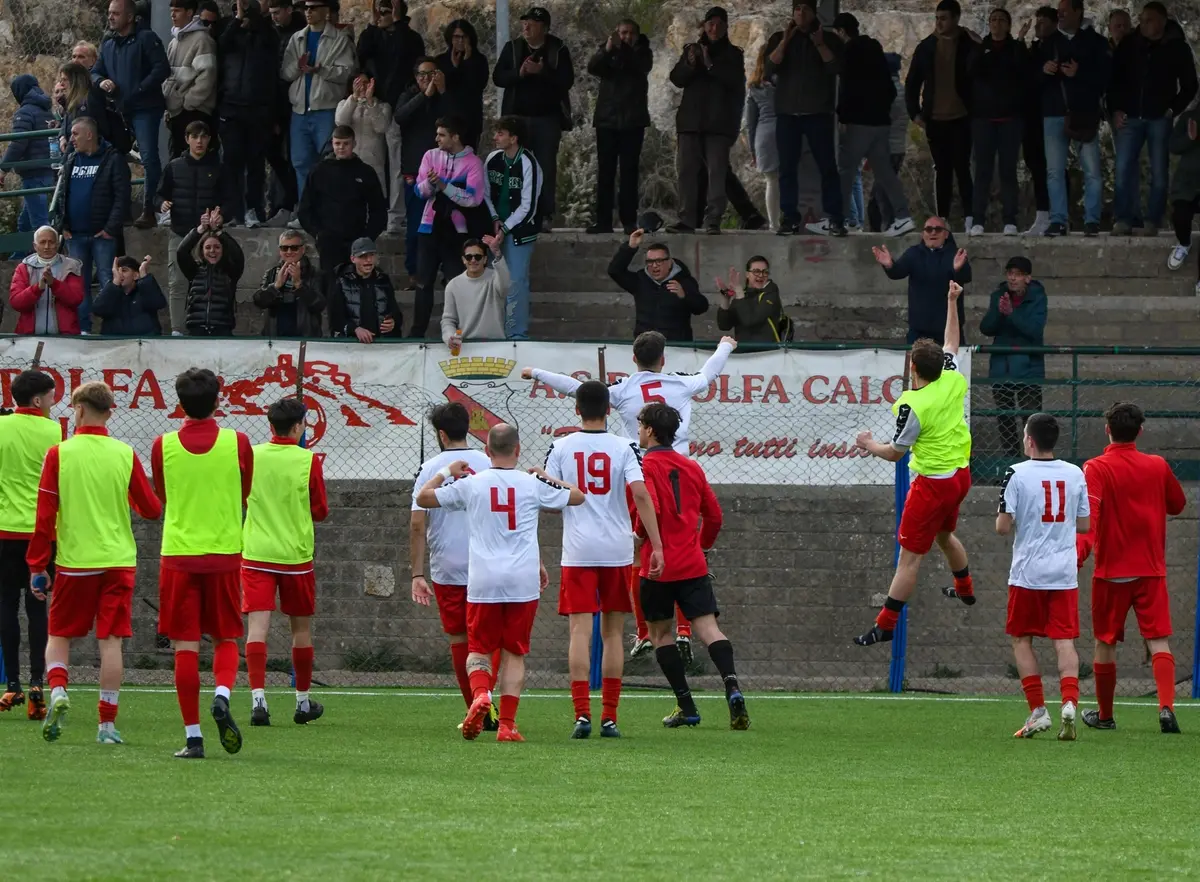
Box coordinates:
[872,217,970,344]
[253,230,325,336]
[441,238,507,349]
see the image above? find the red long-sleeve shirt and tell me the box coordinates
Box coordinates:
[1077,442,1187,579]
[26,426,162,573]
[635,446,722,581]
[150,418,254,573]
[243,436,329,573]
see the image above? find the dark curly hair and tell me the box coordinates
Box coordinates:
[443,18,479,50]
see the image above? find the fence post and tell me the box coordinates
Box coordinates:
[888,454,910,693]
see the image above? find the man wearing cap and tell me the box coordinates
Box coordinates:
[164,0,219,158]
[329,237,403,343]
[493,7,575,231]
[667,6,745,235]
[980,256,1047,457]
[765,0,846,237]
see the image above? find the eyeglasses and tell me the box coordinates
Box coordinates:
[645,257,670,265]
[416,70,436,78]
[463,253,486,262]
[280,244,303,252]
[748,268,770,276]
[923,226,947,234]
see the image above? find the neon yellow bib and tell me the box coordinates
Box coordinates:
[57,433,136,569]
[243,442,315,565]
[894,369,971,476]
[160,428,243,556]
[0,413,61,534]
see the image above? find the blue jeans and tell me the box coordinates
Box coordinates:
[775,112,842,224]
[403,179,423,277]
[1114,116,1171,227]
[501,238,534,340]
[850,166,864,226]
[290,109,336,201]
[66,234,116,331]
[21,193,49,230]
[130,109,162,213]
[1044,116,1102,226]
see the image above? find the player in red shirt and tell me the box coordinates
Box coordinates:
[633,402,748,731]
[1077,402,1187,734]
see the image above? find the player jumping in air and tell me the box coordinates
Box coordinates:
[28,382,162,744]
[1077,402,1187,734]
[854,280,975,647]
[522,332,737,664]
[996,414,1090,740]
[242,398,330,727]
[153,368,254,759]
[410,403,499,730]
[0,370,61,720]
[634,403,748,730]
[417,423,583,742]
[544,380,664,739]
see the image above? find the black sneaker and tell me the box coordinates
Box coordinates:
[250,704,271,727]
[1160,707,1182,734]
[211,695,243,754]
[941,586,977,607]
[664,222,695,234]
[776,220,799,236]
[174,736,205,759]
[600,719,621,738]
[742,213,767,231]
[585,223,613,235]
[704,225,722,235]
[571,715,592,739]
[728,690,750,730]
[1084,222,1100,237]
[1082,708,1117,730]
[853,625,894,646]
[828,221,848,238]
[1044,222,1068,237]
[294,700,324,725]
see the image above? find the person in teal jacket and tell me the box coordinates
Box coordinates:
[979,255,1047,457]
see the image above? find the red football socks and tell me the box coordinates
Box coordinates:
[499,694,519,728]
[449,642,472,707]
[46,663,68,692]
[468,669,491,701]
[1060,676,1080,707]
[98,699,118,724]
[1094,661,1117,720]
[675,606,692,638]
[601,677,621,724]
[212,640,238,691]
[488,649,502,691]
[570,680,590,718]
[245,641,267,691]
[292,645,314,693]
[952,569,974,600]
[876,607,900,632]
[1152,652,1175,711]
[1021,675,1045,711]
[174,649,201,726]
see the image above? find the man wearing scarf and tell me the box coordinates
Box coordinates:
[9,226,85,335]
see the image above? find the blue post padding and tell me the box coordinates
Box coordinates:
[888,455,911,693]
[1192,510,1200,699]
[589,613,603,689]
[0,642,6,684]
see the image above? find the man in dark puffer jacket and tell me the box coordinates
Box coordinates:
[328,237,403,342]
[1,75,56,231]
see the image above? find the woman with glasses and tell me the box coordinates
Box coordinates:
[714,256,791,343]
[253,230,325,337]
[436,19,489,149]
[872,217,971,344]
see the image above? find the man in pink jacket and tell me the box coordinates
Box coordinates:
[411,113,485,338]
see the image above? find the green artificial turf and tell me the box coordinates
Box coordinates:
[2,689,1197,881]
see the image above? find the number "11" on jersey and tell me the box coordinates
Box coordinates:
[1041,480,1066,523]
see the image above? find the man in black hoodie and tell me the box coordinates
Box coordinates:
[608,228,708,341]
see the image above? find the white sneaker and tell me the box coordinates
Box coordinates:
[805,219,834,236]
[1025,211,1050,237]
[884,217,915,237]
[969,224,984,237]
[845,219,862,233]
[964,216,974,234]
[1014,705,1052,739]
[245,209,262,229]
[1168,244,1190,270]
[171,330,183,337]
[1193,279,1200,296]
[1003,224,1019,236]
[157,210,171,227]
[1058,701,1078,741]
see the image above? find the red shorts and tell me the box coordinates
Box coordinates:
[1091,576,1172,644]
[558,565,635,615]
[1005,586,1079,640]
[432,582,467,636]
[241,568,316,617]
[158,565,245,642]
[898,467,972,555]
[48,570,135,640]
[467,600,539,656]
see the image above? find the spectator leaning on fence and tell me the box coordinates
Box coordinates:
[714,256,791,344]
[253,229,325,337]
[335,75,391,192]
[441,237,508,350]
[329,237,403,342]
[94,0,169,228]
[979,256,1047,457]
[92,254,166,336]
[436,19,489,150]
[394,58,446,287]
[175,207,243,337]
[0,76,56,232]
[164,0,219,158]
[9,227,85,336]
[1166,106,1200,293]
[484,115,542,341]
[609,227,708,342]
[872,216,970,345]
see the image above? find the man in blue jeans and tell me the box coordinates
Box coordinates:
[483,116,541,339]
[1107,1,1197,236]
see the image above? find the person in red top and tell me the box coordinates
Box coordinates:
[1077,402,1188,734]
[27,382,162,745]
[151,368,254,759]
[633,402,748,732]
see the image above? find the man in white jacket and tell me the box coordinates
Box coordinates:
[440,237,509,349]
[164,0,218,157]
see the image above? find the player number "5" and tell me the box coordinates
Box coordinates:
[640,381,665,404]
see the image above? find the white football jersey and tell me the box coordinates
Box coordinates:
[434,468,571,603]
[530,341,733,454]
[1000,459,1090,590]
[545,430,644,567]
[411,448,493,586]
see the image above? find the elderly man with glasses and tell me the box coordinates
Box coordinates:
[253,230,325,337]
[872,216,971,345]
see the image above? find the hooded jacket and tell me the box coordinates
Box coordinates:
[979,280,1047,379]
[356,16,426,107]
[588,34,653,130]
[53,143,130,239]
[297,152,387,241]
[9,255,85,335]
[282,22,357,114]
[218,9,280,115]
[2,76,54,187]
[164,18,218,116]
[329,265,403,337]
[670,33,745,137]
[607,243,709,341]
[92,275,167,336]
[158,149,224,237]
[253,256,324,338]
[764,24,845,116]
[882,236,972,343]
[334,96,391,189]
[1169,107,1200,202]
[176,228,243,334]
[93,22,169,115]
[415,146,486,235]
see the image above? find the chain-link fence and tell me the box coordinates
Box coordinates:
[0,338,1195,698]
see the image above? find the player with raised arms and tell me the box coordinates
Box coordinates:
[853,279,975,647]
[996,413,1090,740]
[416,423,584,742]
[544,380,664,739]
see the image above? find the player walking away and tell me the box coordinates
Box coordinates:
[409,403,497,729]
[853,280,975,647]
[152,368,254,759]
[416,423,584,742]
[544,381,665,739]
[521,332,737,663]
[996,414,1090,741]
[635,403,748,731]
[0,370,60,720]
[1077,402,1187,734]
[242,398,330,728]
[27,382,162,744]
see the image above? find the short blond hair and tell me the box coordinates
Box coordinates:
[71,381,115,413]
[72,42,98,64]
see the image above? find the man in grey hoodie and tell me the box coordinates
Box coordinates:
[164,0,219,157]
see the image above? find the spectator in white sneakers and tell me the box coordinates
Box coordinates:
[1167,106,1200,294]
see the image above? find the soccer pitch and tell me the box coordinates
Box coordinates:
[3,688,1197,881]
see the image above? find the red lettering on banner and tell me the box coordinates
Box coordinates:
[689,440,722,456]
[803,375,830,404]
[882,375,904,404]
[68,367,84,392]
[733,437,799,458]
[762,375,789,404]
[58,416,69,437]
[741,375,763,404]
[858,376,882,405]
[717,375,742,403]
[102,369,133,398]
[41,369,66,404]
[692,380,716,403]
[0,369,21,407]
[829,376,858,405]
[129,371,166,410]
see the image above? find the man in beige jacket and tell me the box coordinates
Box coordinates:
[164,0,218,157]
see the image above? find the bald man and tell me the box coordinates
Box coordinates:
[872,215,972,344]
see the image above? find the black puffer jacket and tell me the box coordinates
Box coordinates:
[1108,31,1198,119]
[176,228,244,334]
[607,243,709,341]
[158,150,224,236]
[218,9,280,116]
[328,265,403,337]
[393,86,444,175]
[588,35,652,130]
[669,34,745,137]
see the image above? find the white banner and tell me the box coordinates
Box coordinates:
[0,338,970,485]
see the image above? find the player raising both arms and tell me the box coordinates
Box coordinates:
[242,398,329,728]
[635,403,748,730]
[28,382,162,744]
[544,380,664,739]
[153,368,254,759]
[853,280,975,647]
[1077,402,1187,734]
[996,414,1090,741]
[409,403,497,728]
[418,423,584,742]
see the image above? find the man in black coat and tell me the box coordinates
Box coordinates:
[586,19,652,235]
[93,255,166,336]
[872,217,972,344]
[393,57,445,281]
[608,228,709,341]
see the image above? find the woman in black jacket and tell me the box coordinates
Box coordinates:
[176,210,244,336]
[715,255,791,344]
[93,254,166,336]
[56,62,120,155]
[436,19,489,148]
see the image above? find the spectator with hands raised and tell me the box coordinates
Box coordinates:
[714,256,791,344]
[874,216,970,344]
[608,227,709,341]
